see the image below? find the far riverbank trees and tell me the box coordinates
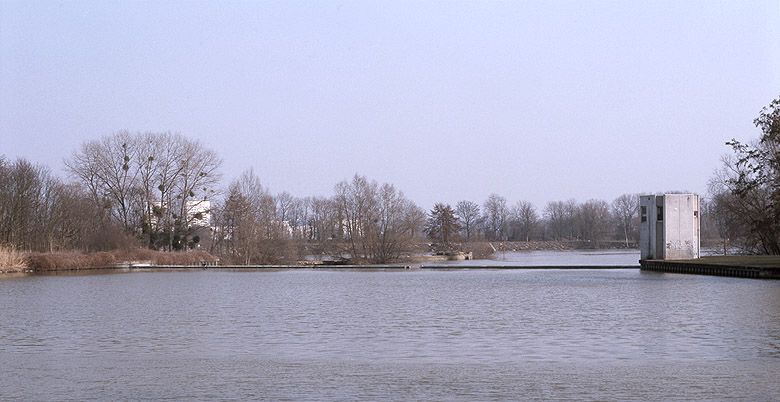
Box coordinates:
[709,95,780,254]
[3,124,748,262]
[438,194,641,247]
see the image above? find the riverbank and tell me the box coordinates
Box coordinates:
[640,256,780,279]
[2,241,642,274]
[6,262,641,275]
[2,247,645,275]
[0,248,218,274]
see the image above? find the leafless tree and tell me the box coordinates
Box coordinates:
[284,196,307,239]
[511,200,538,242]
[333,175,420,263]
[612,193,639,247]
[212,169,292,264]
[543,200,567,240]
[66,131,221,250]
[576,199,612,245]
[0,158,51,250]
[65,131,139,231]
[455,200,481,241]
[708,158,763,253]
[275,191,295,226]
[303,196,338,241]
[0,157,121,252]
[482,194,508,241]
[334,175,376,260]
[370,183,417,262]
[402,201,426,240]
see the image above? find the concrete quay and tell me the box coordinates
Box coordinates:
[640,256,780,279]
[419,265,638,270]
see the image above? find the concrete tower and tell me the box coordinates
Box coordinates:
[639,194,700,260]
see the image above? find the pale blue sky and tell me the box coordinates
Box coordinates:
[1,0,779,209]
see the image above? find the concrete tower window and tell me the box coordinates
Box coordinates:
[657,206,664,221]
[641,206,647,222]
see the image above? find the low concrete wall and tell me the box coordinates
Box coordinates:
[420,265,638,270]
[150,264,413,270]
[640,260,780,279]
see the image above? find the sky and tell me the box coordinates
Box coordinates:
[1,0,779,210]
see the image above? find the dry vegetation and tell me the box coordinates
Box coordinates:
[18,249,219,273]
[0,245,28,272]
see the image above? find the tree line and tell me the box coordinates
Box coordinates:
[0,132,650,264]
[424,195,642,247]
[0,140,648,263]
[707,95,780,254]
[2,95,777,261]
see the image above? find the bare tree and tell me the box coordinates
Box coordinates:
[455,200,481,241]
[511,200,538,242]
[66,131,221,250]
[285,196,306,239]
[304,196,337,241]
[612,193,639,247]
[402,201,426,240]
[212,169,292,264]
[370,183,417,262]
[0,159,50,250]
[275,191,295,225]
[576,199,612,245]
[65,131,140,231]
[708,161,759,253]
[334,175,377,260]
[0,157,118,252]
[543,200,567,240]
[333,175,420,263]
[171,136,221,238]
[483,194,508,241]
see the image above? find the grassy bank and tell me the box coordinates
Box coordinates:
[0,248,218,273]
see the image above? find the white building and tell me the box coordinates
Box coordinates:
[639,194,700,260]
[149,199,212,228]
[186,200,211,227]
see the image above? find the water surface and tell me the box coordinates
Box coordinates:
[1,269,778,400]
[447,249,640,266]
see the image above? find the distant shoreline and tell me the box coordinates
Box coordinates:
[9,241,743,276]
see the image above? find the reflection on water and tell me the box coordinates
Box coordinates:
[1,269,779,400]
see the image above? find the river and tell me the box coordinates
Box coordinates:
[1,265,779,400]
